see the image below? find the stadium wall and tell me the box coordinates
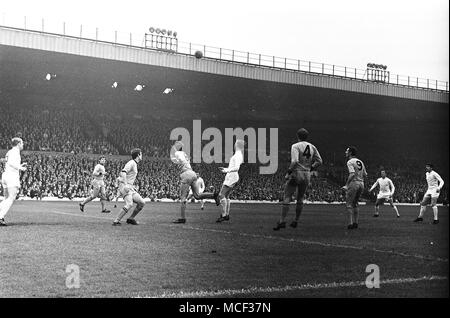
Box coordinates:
[0,26,448,103]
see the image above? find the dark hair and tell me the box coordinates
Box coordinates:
[99,156,106,161]
[425,163,433,168]
[297,128,309,141]
[131,148,142,159]
[11,137,22,147]
[347,146,357,156]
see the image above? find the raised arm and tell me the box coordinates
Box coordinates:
[369,179,379,192]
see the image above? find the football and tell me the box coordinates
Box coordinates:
[194,50,203,59]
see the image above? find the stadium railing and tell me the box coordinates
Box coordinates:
[0,13,448,92]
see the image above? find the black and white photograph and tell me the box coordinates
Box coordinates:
[0,0,448,305]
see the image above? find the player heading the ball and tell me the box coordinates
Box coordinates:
[216,139,245,223]
[171,141,220,224]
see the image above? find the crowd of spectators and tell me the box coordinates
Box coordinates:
[2,152,446,204]
[0,105,119,155]
[0,105,447,204]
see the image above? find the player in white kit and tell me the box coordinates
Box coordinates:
[79,156,111,213]
[369,169,400,218]
[171,141,220,224]
[0,137,27,226]
[414,164,444,224]
[274,129,322,230]
[187,173,206,210]
[216,139,245,223]
[342,146,367,229]
[112,148,146,226]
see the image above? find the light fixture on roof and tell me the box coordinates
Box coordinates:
[134,84,145,91]
[146,27,178,51]
[45,73,56,81]
[366,63,389,83]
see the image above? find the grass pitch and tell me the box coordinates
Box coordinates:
[0,201,448,297]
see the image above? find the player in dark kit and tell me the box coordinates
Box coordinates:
[274,128,323,230]
[342,146,367,229]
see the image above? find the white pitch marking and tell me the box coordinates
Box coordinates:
[169,224,449,263]
[145,275,448,298]
[43,211,447,263]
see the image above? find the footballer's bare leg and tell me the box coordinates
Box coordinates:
[126,193,145,225]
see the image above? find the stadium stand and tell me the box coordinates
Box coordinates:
[0,44,448,204]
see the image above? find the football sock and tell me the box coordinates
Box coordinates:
[393,206,400,216]
[129,204,144,219]
[418,205,426,218]
[226,199,231,216]
[220,198,227,217]
[347,207,354,225]
[280,204,289,223]
[114,207,128,222]
[432,206,438,220]
[353,207,359,224]
[180,202,186,219]
[295,201,303,221]
[101,199,106,211]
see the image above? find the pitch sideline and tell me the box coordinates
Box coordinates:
[140,275,448,298]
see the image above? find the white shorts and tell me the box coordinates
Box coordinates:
[119,183,137,198]
[223,173,239,188]
[189,187,204,196]
[377,192,392,200]
[1,172,20,189]
[425,188,440,199]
